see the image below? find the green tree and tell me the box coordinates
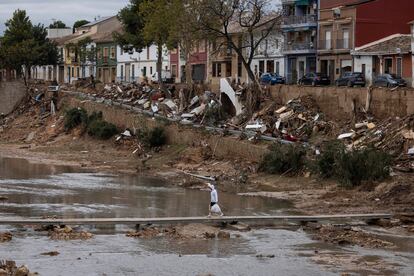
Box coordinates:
[73,20,90,31]
[140,0,174,87]
[0,10,58,84]
[49,20,67,29]
[114,0,146,52]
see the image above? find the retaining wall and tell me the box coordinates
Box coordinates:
[61,95,268,162]
[0,81,26,115]
[270,85,414,121]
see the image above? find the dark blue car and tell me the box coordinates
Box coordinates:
[260,73,285,85]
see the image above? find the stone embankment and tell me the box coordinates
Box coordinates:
[0,81,26,115]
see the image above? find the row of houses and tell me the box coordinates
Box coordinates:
[32,0,414,88]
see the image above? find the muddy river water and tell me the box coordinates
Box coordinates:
[0,157,413,275]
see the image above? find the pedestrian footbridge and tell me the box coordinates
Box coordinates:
[0,214,392,226]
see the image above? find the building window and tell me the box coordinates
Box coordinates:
[110,47,116,59]
[103,47,109,57]
[267,60,275,73]
[143,67,147,77]
[212,62,221,77]
[120,47,123,56]
[97,48,101,59]
[71,67,74,77]
[237,62,242,78]
[76,67,80,78]
[121,65,124,80]
[199,40,206,53]
[384,58,393,74]
[171,64,177,78]
[362,64,366,76]
[325,30,331,49]
[150,67,153,75]
[343,29,350,49]
[259,60,265,75]
[276,61,280,75]
[132,64,135,79]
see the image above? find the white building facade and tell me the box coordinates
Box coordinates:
[117,45,170,83]
[251,31,285,77]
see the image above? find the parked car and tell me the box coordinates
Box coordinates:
[335,72,366,87]
[298,73,330,86]
[374,74,407,87]
[260,73,285,85]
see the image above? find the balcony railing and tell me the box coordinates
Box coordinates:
[318,39,350,50]
[282,15,317,26]
[336,39,350,49]
[318,40,332,50]
[284,42,315,52]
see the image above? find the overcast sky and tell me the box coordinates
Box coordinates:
[0,0,281,35]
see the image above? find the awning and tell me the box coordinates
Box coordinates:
[296,0,309,5]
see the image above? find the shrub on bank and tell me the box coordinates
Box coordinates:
[315,141,392,187]
[64,108,87,130]
[259,143,306,175]
[334,147,392,187]
[137,127,167,148]
[86,111,118,140]
[87,120,118,140]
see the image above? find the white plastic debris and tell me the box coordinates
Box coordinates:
[163,99,177,110]
[151,104,159,113]
[337,132,355,140]
[408,147,414,155]
[121,130,132,137]
[245,123,267,133]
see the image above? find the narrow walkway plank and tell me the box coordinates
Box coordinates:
[0,214,391,226]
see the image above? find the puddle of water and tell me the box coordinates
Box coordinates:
[0,157,292,221]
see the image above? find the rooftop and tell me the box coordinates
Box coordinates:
[352,34,411,55]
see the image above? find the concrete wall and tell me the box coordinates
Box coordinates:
[0,81,26,115]
[270,85,414,120]
[62,95,269,162]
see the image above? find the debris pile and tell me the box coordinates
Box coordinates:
[308,224,395,248]
[0,232,12,243]
[245,96,334,141]
[0,260,35,276]
[126,224,232,240]
[48,225,93,240]
[338,114,414,171]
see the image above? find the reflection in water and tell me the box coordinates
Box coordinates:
[0,157,76,179]
[0,157,292,221]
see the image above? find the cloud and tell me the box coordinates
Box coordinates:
[0,0,129,33]
[0,0,282,34]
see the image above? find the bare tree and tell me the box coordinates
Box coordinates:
[196,0,280,84]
